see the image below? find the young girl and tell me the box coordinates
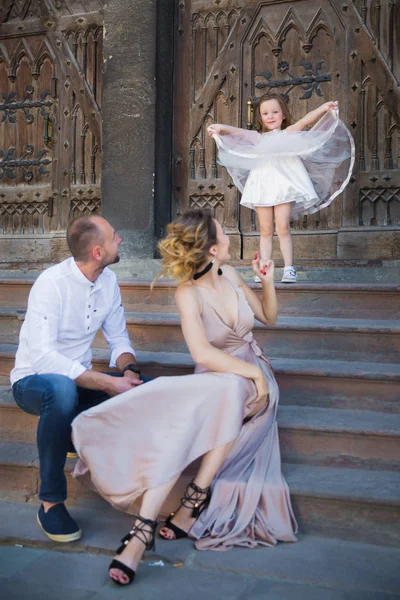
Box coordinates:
[208,94,354,283]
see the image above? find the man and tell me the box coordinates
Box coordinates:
[11,216,145,543]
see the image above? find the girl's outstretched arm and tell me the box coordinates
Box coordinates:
[208,123,257,139]
[208,124,261,146]
[286,101,338,132]
[208,124,242,135]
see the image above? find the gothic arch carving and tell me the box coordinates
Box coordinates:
[9,38,34,80]
[32,39,56,79]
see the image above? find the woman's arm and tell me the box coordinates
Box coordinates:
[222,261,277,326]
[175,284,264,382]
[286,101,338,133]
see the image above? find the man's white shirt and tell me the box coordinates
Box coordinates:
[10,257,135,385]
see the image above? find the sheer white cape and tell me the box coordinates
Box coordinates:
[210,110,355,218]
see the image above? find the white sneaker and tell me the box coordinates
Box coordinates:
[254,275,261,283]
[281,266,297,283]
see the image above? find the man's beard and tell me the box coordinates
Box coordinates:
[101,253,120,268]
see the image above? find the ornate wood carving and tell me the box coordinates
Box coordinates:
[70,188,101,219]
[189,193,224,211]
[360,187,399,226]
[349,1,400,227]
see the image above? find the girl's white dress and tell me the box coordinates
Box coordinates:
[211,110,354,219]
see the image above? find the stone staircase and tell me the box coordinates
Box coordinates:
[0,274,399,552]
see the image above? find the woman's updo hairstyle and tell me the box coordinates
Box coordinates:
[158,209,218,282]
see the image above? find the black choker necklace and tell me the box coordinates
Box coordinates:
[193,259,223,281]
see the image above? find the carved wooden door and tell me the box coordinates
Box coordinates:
[173,0,400,261]
[0,0,103,236]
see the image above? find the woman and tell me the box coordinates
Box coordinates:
[72,209,297,586]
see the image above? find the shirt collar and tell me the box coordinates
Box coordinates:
[69,257,103,292]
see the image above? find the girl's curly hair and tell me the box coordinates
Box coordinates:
[157,209,218,283]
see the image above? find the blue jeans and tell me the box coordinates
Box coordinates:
[12,372,151,503]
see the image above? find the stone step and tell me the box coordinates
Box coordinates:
[120,313,400,363]
[1,499,400,600]
[128,314,399,363]
[1,309,399,363]
[278,406,400,471]
[117,280,400,320]
[1,440,399,547]
[2,347,400,412]
[284,463,400,547]
[0,277,398,319]
[2,391,399,472]
[276,358,400,413]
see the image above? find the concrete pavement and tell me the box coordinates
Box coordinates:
[1,532,400,600]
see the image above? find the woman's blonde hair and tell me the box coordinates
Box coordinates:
[157,209,218,283]
[254,93,292,132]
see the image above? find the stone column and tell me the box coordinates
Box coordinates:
[102,0,157,260]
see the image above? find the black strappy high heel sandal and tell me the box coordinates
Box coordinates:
[109,514,158,586]
[159,480,211,540]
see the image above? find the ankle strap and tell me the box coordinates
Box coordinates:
[181,480,211,518]
[119,514,158,552]
[190,480,210,496]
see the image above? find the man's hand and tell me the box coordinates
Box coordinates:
[105,375,140,397]
[123,370,143,386]
[75,369,142,397]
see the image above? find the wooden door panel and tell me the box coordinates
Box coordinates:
[0,0,103,236]
[173,0,400,261]
[0,32,56,234]
[241,2,343,237]
[174,4,244,257]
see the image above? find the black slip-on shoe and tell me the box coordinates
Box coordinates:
[37,503,82,542]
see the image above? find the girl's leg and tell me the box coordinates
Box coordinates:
[274,202,294,267]
[160,439,235,540]
[109,475,179,584]
[256,207,274,261]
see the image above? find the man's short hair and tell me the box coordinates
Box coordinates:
[67,216,104,261]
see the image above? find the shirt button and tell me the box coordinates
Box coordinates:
[88,305,91,308]
[87,315,90,319]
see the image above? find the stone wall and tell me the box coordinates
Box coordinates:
[101,0,158,259]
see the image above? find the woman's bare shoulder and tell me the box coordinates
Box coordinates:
[174,281,199,306]
[221,264,243,286]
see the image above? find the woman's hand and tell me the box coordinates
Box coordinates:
[207,124,223,136]
[252,252,275,283]
[322,100,338,112]
[253,368,269,403]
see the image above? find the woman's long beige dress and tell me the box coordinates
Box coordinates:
[72,280,298,550]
